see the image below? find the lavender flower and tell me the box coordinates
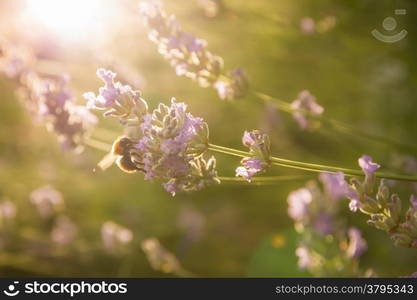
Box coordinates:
[358,155,381,175]
[312,212,334,236]
[83,68,148,121]
[291,90,324,130]
[177,206,205,243]
[86,69,219,195]
[345,156,417,249]
[1,42,97,151]
[38,74,98,151]
[214,68,249,100]
[295,246,313,269]
[101,221,133,253]
[141,238,183,274]
[51,216,78,246]
[287,188,312,222]
[346,227,367,258]
[236,130,271,181]
[0,41,32,79]
[139,1,248,100]
[289,180,369,276]
[30,185,64,218]
[319,172,350,200]
[0,200,17,222]
[347,193,362,212]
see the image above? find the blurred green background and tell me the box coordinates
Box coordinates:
[0,0,416,277]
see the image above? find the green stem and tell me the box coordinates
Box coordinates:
[208,143,417,182]
[254,91,417,153]
[218,175,313,184]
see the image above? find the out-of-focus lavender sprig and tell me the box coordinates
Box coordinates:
[141,237,193,276]
[101,221,133,254]
[138,1,248,100]
[290,90,324,130]
[235,130,271,182]
[288,178,369,276]
[0,41,97,152]
[84,69,220,196]
[30,185,65,218]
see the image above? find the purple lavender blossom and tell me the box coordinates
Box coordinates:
[214,68,249,100]
[84,68,148,120]
[319,171,350,199]
[346,227,367,258]
[358,155,380,175]
[313,212,334,236]
[51,216,78,246]
[87,71,219,196]
[235,130,271,182]
[348,194,362,212]
[1,42,96,151]
[101,221,133,253]
[30,185,64,218]
[296,246,313,269]
[291,90,324,130]
[287,188,312,221]
[139,1,247,100]
[235,158,264,182]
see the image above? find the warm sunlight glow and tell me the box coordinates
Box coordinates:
[23,0,105,41]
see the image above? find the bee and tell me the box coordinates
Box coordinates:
[112,136,145,173]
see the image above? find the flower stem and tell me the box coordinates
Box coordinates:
[218,175,314,185]
[208,143,417,182]
[254,91,417,153]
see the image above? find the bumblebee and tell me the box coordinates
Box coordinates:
[112,136,145,173]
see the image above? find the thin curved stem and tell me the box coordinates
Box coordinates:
[254,91,417,153]
[218,175,313,184]
[208,143,417,182]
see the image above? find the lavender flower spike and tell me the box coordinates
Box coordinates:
[295,247,313,269]
[86,70,219,196]
[236,130,271,181]
[83,68,148,121]
[139,1,248,100]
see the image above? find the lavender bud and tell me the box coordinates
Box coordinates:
[360,196,381,214]
[376,179,389,205]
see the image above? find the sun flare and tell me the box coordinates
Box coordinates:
[22,0,106,41]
